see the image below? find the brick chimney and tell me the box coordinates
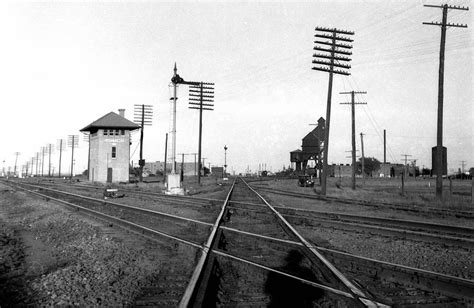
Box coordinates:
[118,109,125,117]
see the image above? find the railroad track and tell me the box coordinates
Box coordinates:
[29,179,474,248]
[230,202,474,249]
[251,184,474,219]
[3,179,473,306]
[182,178,473,306]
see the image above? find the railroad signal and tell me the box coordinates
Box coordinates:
[188,82,214,185]
[133,104,153,182]
[312,26,354,195]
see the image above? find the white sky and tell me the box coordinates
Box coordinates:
[0,0,472,175]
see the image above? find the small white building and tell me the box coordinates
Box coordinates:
[80,110,140,183]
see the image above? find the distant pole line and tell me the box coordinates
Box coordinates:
[340,90,366,190]
[312,26,354,195]
[423,3,469,199]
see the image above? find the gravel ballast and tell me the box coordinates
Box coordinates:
[0,185,192,306]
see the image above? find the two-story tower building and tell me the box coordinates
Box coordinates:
[80,109,140,183]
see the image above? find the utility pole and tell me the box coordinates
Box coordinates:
[134,104,153,182]
[383,129,386,164]
[360,133,365,185]
[189,82,214,185]
[35,152,39,176]
[401,154,412,177]
[340,91,366,190]
[57,139,65,178]
[423,3,469,199]
[13,152,20,176]
[312,26,354,195]
[48,144,52,177]
[41,147,46,177]
[68,135,79,180]
[460,161,466,175]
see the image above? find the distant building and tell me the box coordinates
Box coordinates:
[144,161,197,177]
[211,166,224,178]
[80,109,140,183]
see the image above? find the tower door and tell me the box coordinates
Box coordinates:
[107,168,112,183]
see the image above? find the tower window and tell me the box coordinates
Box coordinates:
[111,147,116,158]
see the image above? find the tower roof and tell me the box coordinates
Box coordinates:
[80,112,140,132]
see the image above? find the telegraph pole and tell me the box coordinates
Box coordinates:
[35,152,39,176]
[41,147,45,177]
[48,144,52,177]
[68,135,78,180]
[423,3,469,198]
[134,104,153,182]
[312,27,354,195]
[360,133,365,185]
[13,152,20,176]
[401,154,412,177]
[383,129,386,164]
[340,91,366,190]
[189,82,214,185]
[57,139,65,178]
[460,161,466,177]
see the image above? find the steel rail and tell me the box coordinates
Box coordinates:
[251,184,473,218]
[240,178,382,307]
[27,180,224,205]
[211,249,357,299]
[178,178,237,307]
[6,181,202,248]
[287,215,474,248]
[2,180,384,306]
[11,181,213,227]
[277,207,474,237]
[226,202,474,247]
[217,225,474,303]
[5,179,471,305]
